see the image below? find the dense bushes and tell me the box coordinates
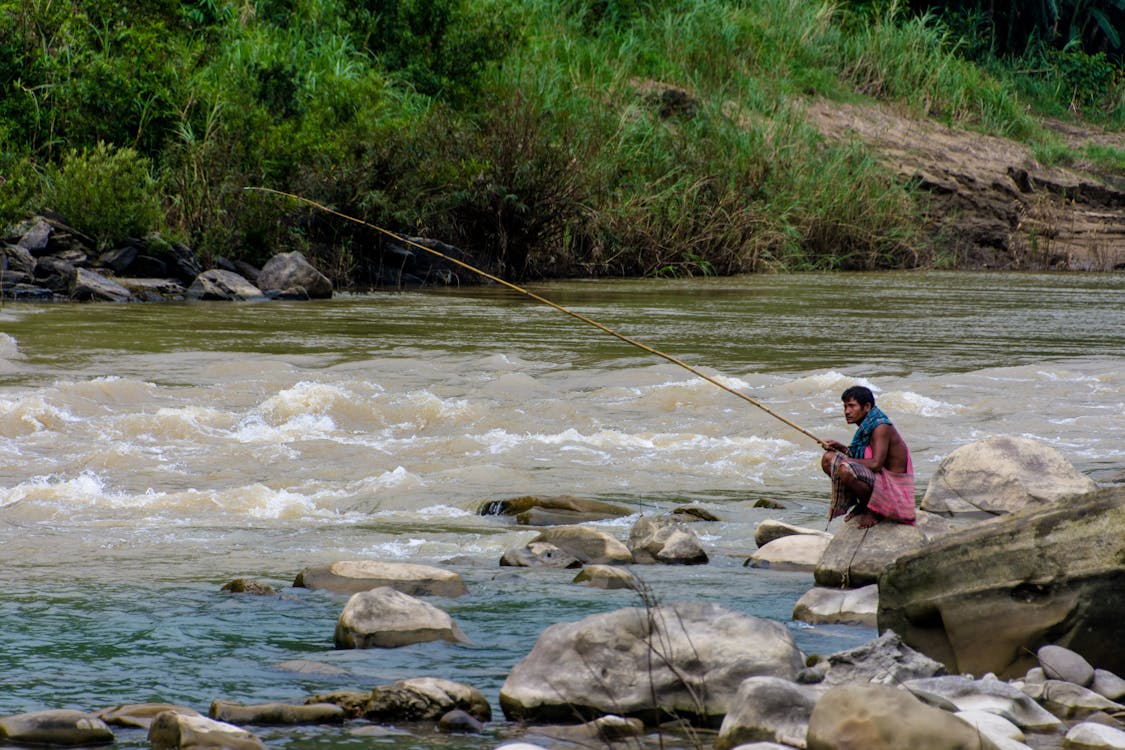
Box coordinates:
[46,143,162,251]
[1,0,1121,283]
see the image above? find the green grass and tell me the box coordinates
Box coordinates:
[2,0,1121,281]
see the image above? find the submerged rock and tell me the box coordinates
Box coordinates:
[479,495,634,525]
[628,514,708,565]
[0,709,114,746]
[519,525,633,565]
[527,715,645,743]
[334,587,470,649]
[220,578,276,595]
[500,540,581,568]
[96,704,201,730]
[209,700,345,725]
[572,564,639,590]
[148,711,265,750]
[436,709,484,733]
[294,560,467,597]
[366,677,491,723]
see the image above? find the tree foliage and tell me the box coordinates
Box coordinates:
[1,0,1121,280]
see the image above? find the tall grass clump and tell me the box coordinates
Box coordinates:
[831,4,1035,137]
[485,0,926,275]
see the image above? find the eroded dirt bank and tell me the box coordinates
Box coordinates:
[804,99,1125,270]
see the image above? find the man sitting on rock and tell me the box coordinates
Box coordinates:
[821,385,916,528]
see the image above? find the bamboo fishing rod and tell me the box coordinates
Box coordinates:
[246,186,830,448]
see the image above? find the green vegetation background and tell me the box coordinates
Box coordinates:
[2,0,1123,285]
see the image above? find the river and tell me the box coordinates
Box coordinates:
[1,271,1122,749]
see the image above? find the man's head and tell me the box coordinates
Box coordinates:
[841,385,875,424]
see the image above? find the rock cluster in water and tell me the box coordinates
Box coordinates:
[2,436,1122,750]
[1,217,333,302]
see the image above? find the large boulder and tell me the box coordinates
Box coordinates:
[12,217,53,254]
[256,251,332,299]
[0,710,114,746]
[878,487,1125,678]
[921,436,1097,517]
[499,601,805,727]
[334,587,470,648]
[294,560,467,597]
[2,243,36,275]
[815,519,925,588]
[627,514,708,565]
[72,267,133,302]
[806,684,1004,750]
[187,269,264,301]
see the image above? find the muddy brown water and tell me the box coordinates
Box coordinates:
[1,271,1121,748]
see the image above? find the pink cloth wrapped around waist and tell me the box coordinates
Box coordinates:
[866,447,916,524]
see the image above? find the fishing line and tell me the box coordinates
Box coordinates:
[245,186,829,447]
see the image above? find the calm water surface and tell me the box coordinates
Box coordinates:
[1,271,1123,749]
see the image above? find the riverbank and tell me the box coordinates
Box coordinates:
[802,99,1125,272]
[5,2,1123,285]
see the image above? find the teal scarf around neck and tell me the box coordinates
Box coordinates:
[847,405,892,459]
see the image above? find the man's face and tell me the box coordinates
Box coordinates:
[843,398,871,425]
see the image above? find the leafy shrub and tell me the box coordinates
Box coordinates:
[0,152,41,231]
[45,142,162,250]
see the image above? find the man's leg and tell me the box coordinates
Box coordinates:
[830,457,883,528]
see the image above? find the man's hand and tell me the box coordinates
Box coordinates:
[822,439,847,453]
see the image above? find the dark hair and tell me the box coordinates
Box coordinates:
[841,385,875,407]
